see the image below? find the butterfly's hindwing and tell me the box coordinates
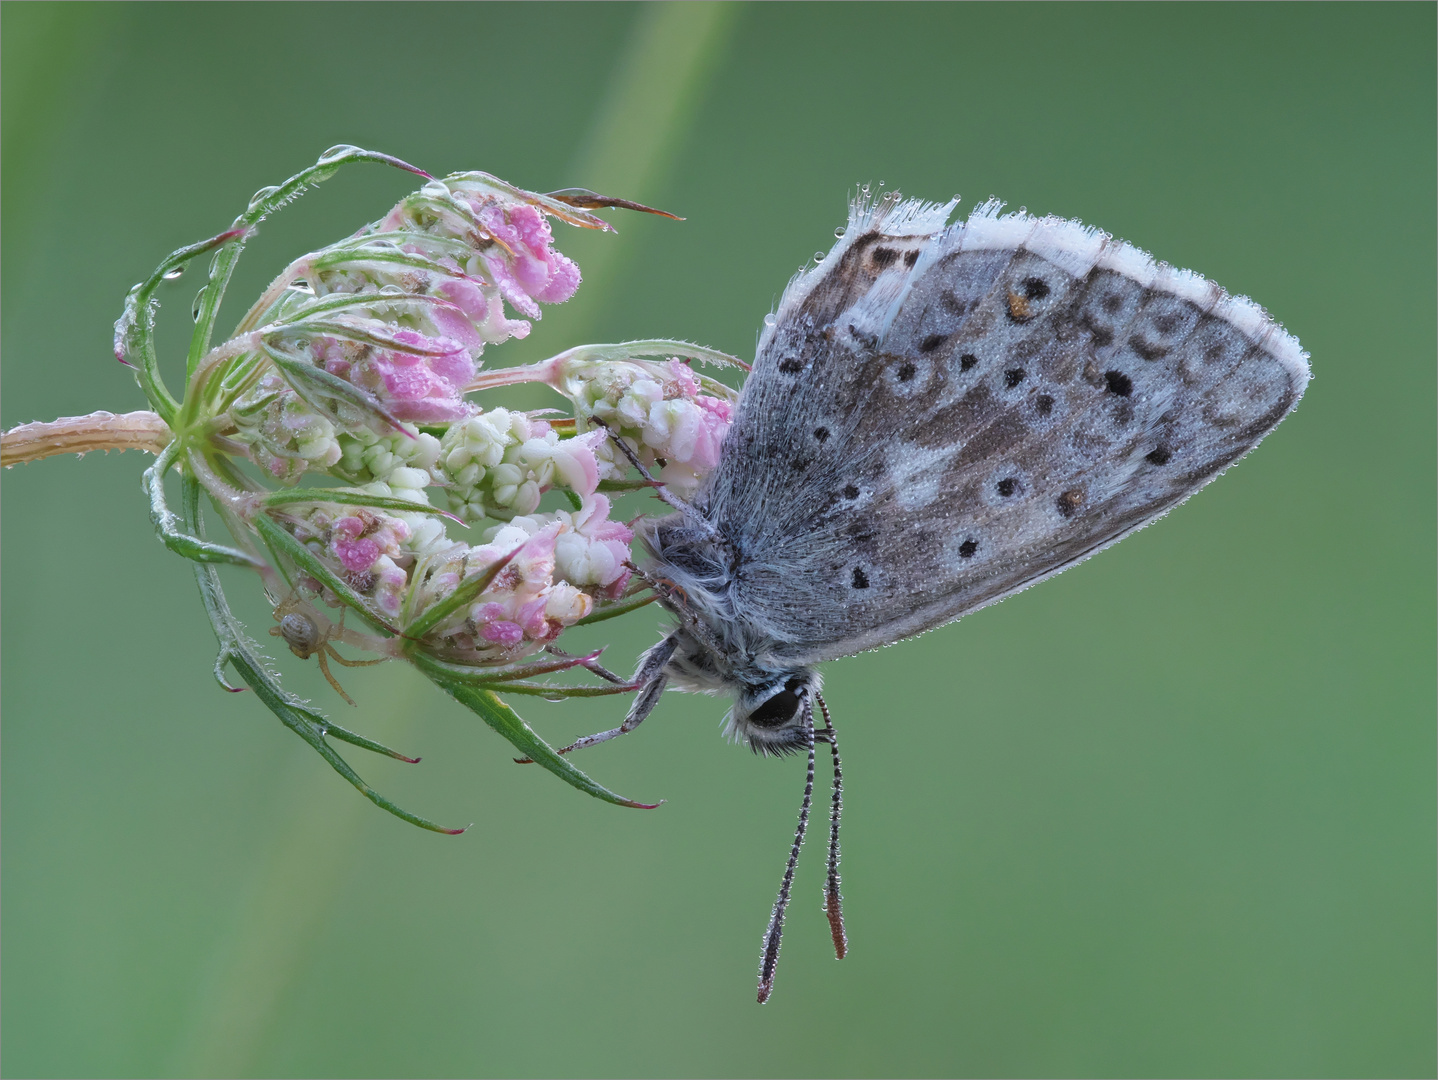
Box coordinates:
[698,199,1308,667]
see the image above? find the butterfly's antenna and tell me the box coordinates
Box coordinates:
[757,699,816,1004]
[815,692,848,960]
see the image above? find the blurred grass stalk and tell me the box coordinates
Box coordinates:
[166,4,739,1074]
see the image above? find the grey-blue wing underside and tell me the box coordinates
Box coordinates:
[702,198,1309,668]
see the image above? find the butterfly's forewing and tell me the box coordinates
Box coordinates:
[704,198,1309,667]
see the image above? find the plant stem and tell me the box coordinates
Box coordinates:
[1,410,171,466]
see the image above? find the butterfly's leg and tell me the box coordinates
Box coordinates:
[629,565,729,658]
[592,418,725,542]
[543,645,626,684]
[513,635,681,764]
[550,633,680,755]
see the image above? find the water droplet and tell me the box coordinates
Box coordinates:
[163,266,185,281]
[763,313,776,328]
[288,279,314,295]
[192,288,207,321]
[878,180,885,187]
[813,251,826,263]
[248,185,279,211]
[860,184,871,196]
[319,144,360,164]
[835,227,845,238]
[1019,206,1028,215]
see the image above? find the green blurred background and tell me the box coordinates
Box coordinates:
[3,3,1433,1076]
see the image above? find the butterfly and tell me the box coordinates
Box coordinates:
[569,190,1308,1002]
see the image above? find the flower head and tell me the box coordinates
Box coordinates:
[244,173,602,476]
[437,408,603,523]
[536,352,740,496]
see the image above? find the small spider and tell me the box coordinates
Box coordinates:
[268,595,385,706]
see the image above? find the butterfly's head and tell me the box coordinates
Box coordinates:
[725,669,822,756]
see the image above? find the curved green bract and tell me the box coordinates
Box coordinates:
[144,443,263,568]
[185,146,430,380]
[575,590,658,626]
[183,475,463,835]
[411,653,657,809]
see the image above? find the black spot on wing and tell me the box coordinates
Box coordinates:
[1035,394,1055,415]
[919,333,948,353]
[958,538,978,558]
[1104,370,1133,396]
[1055,489,1085,517]
[1022,276,1050,300]
[851,567,870,589]
[871,247,899,269]
[960,353,979,371]
[1004,368,1026,388]
[1145,446,1172,465]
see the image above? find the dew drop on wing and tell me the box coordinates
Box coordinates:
[835,227,845,238]
[764,313,776,327]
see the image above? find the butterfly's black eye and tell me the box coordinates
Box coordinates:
[748,677,807,728]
